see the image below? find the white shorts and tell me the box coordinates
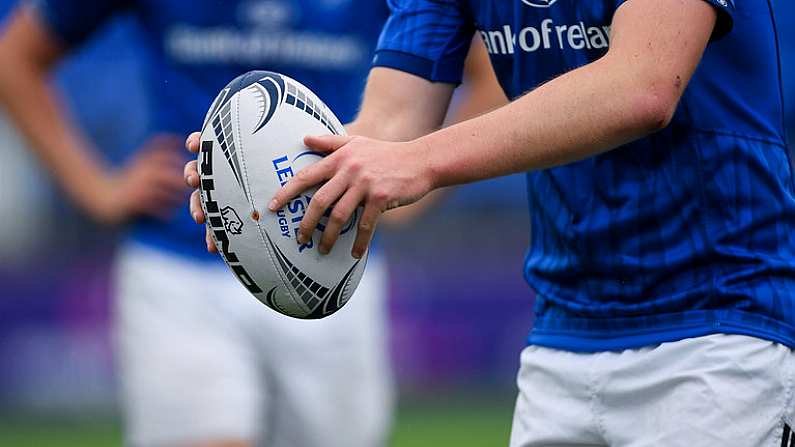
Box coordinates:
[510,334,795,447]
[113,242,393,447]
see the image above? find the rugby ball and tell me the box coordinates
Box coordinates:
[198,70,367,319]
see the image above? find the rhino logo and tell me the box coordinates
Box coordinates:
[521,0,558,7]
[221,206,244,235]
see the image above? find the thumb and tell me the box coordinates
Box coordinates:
[304,134,354,153]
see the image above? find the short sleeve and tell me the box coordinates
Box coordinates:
[29,0,132,47]
[615,0,734,41]
[372,0,475,84]
[704,0,735,40]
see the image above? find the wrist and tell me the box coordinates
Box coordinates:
[74,170,119,223]
[406,136,442,193]
[344,120,361,135]
[57,152,109,207]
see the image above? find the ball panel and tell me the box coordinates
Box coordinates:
[198,71,367,319]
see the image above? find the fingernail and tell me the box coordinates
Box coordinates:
[192,212,199,222]
[352,249,363,259]
[268,200,279,211]
[319,245,329,255]
[297,232,307,244]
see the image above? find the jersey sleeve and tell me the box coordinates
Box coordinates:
[372,0,475,84]
[29,0,132,47]
[616,0,734,40]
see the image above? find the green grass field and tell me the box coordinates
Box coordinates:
[391,397,513,447]
[0,396,514,447]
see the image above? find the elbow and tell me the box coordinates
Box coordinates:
[645,95,678,132]
[629,88,679,134]
[598,48,687,135]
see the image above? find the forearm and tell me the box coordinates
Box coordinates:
[0,65,108,205]
[346,68,454,142]
[0,8,109,212]
[420,54,673,189]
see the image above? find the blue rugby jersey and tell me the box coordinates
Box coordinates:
[775,0,795,145]
[33,0,389,259]
[374,0,795,351]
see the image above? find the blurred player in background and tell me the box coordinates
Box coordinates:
[186,0,795,445]
[0,2,394,446]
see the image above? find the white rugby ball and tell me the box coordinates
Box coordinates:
[198,70,367,319]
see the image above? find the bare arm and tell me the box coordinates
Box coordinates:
[345,67,454,141]
[423,0,715,186]
[0,7,185,223]
[381,36,507,227]
[267,0,718,258]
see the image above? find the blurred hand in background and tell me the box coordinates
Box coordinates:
[89,134,186,224]
[0,8,187,226]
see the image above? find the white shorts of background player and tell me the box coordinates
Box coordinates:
[114,241,393,446]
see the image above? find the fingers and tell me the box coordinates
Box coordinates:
[120,168,183,220]
[271,135,388,257]
[206,227,217,253]
[185,131,214,253]
[269,159,335,212]
[318,188,365,255]
[303,134,353,153]
[296,175,349,244]
[145,133,184,151]
[139,135,186,173]
[144,145,184,162]
[151,186,185,206]
[129,182,182,219]
[138,147,185,176]
[190,189,205,224]
[130,183,183,219]
[184,160,199,188]
[185,132,201,153]
[352,203,382,259]
[145,168,189,209]
[152,168,189,191]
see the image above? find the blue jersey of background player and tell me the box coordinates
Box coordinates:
[369,0,795,352]
[35,0,389,259]
[0,1,395,446]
